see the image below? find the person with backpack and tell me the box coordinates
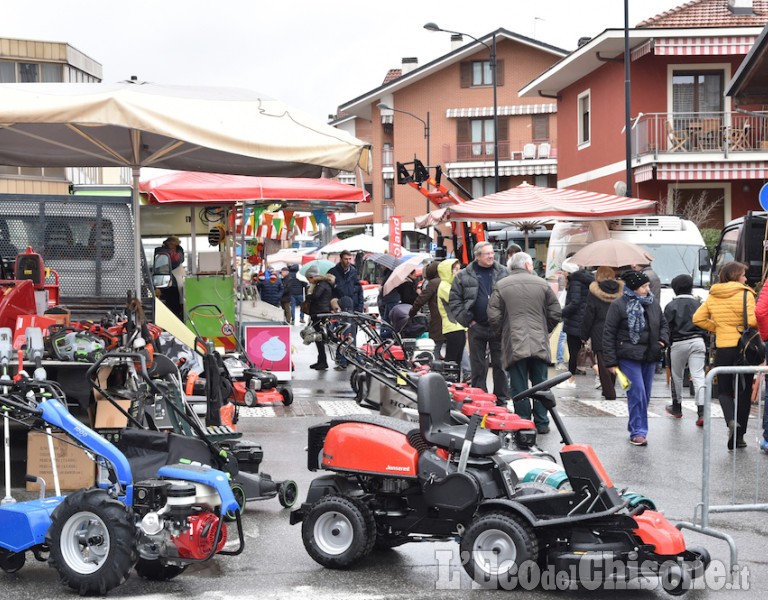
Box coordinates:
[282,264,308,324]
[693,261,757,450]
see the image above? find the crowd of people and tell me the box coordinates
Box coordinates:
[258,242,768,454]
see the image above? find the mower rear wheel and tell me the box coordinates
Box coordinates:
[47,488,137,595]
[278,480,299,508]
[280,387,293,406]
[660,561,693,596]
[461,511,539,588]
[302,496,374,568]
[135,558,188,581]
[0,548,26,573]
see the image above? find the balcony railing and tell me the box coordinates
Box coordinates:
[443,140,557,163]
[633,112,768,158]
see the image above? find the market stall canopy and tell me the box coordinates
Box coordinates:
[140,171,369,211]
[441,183,657,222]
[0,82,372,176]
[0,81,372,293]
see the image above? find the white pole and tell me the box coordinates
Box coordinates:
[45,427,61,497]
[2,415,14,505]
[132,167,142,295]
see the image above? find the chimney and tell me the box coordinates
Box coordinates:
[451,33,464,51]
[401,57,418,75]
[728,0,754,15]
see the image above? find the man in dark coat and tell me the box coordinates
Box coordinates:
[328,250,364,369]
[558,263,595,389]
[283,264,308,324]
[449,241,510,404]
[255,268,284,308]
[306,265,335,370]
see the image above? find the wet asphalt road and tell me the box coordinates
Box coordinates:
[4,323,768,599]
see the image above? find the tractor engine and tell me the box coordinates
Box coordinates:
[132,478,227,561]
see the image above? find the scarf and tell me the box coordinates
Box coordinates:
[623,286,655,344]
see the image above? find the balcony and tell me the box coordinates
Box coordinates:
[633,112,768,158]
[443,140,557,163]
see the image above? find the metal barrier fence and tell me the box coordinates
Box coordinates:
[677,365,768,577]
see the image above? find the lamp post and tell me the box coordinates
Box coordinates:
[425,22,499,193]
[377,102,431,246]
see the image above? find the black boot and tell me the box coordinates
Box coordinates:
[727,420,737,450]
[310,361,328,370]
[666,403,683,418]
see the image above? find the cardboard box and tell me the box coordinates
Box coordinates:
[26,431,95,491]
[94,399,132,429]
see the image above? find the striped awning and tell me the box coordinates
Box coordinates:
[634,164,654,183]
[657,161,768,181]
[445,182,656,222]
[654,36,756,56]
[449,163,557,178]
[446,103,556,118]
[631,40,654,61]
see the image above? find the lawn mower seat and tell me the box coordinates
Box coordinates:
[418,373,500,457]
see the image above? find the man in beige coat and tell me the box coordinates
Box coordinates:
[488,252,562,433]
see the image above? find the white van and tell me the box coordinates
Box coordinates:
[546,216,710,307]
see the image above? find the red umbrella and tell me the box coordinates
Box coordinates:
[443,182,656,221]
[140,171,369,208]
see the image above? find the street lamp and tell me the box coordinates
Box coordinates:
[377,102,431,246]
[425,22,499,193]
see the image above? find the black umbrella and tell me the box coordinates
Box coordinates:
[367,253,403,270]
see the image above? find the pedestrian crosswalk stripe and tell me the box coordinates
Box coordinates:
[318,400,370,416]
[238,406,276,418]
[681,400,723,418]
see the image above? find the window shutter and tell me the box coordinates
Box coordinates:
[497,116,508,141]
[460,62,471,88]
[457,120,470,143]
[495,59,504,87]
[532,115,549,140]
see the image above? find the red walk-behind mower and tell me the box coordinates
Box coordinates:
[290,372,710,593]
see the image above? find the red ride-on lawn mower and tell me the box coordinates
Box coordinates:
[290,372,710,593]
[185,304,292,408]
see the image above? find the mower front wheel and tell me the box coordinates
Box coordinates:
[301,495,375,568]
[278,480,299,508]
[280,387,293,406]
[460,511,539,588]
[47,488,137,595]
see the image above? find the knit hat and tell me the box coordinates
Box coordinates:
[671,273,693,296]
[622,270,650,291]
[305,265,320,278]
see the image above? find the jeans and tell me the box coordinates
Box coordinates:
[556,329,566,364]
[508,358,549,430]
[468,322,509,401]
[290,294,305,322]
[618,358,656,439]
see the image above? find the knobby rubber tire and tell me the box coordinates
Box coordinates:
[47,488,137,595]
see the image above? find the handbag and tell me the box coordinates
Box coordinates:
[300,299,311,315]
[736,290,765,366]
[576,340,595,369]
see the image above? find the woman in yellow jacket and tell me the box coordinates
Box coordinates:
[693,261,757,449]
[437,259,467,366]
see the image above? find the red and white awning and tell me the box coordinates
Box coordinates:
[654,36,756,56]
[443,182,656,221]
[634,164,654,183]
[446,103,557,118]
[449,163,557,178]
[657,162,768,181]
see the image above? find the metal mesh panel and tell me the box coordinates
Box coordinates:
[0,195,150,301]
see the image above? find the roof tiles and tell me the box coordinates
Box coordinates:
[638,0,768,28]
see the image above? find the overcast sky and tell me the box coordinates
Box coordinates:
[5,0,680,121]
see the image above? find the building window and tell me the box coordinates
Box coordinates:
[471,119,495,156]
[456,117,509,161]
[460,59,504,88]
[0,60,64,83]
[577,90,590,146]
[471,177,495,198]
[0,61,15,82]
[673,71,723,114]
[532,115,549,141]
[383,181,393,200]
